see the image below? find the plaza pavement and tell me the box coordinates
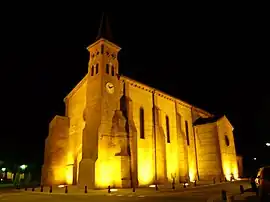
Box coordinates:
[0,179,253,201]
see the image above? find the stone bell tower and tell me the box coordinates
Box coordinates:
[78,13,124,188]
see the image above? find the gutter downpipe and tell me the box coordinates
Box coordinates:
[152,90,158,188]
[191,106,200,181]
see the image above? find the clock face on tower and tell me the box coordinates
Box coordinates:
[106,82,114,94]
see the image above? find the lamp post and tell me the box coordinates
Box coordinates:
[1,168,7,181]
[19,165,28,182]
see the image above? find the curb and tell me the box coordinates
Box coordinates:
[21,183,229,196]
[19,181,246,197]
[22,191,147,198]
[22,191,109,196]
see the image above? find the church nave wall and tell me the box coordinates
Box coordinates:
[127,82,155,186]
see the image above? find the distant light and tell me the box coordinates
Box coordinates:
[266,143,270,147]
[253,158,257,160]
[20,165,27,170]
[149,185,156,188]
[58,185,65,188]
[1,168,6,172]
[110,188,118,192]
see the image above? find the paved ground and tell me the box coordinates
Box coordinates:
[0,180,253,201]
[226,192,258,201]
[213,191,261,201]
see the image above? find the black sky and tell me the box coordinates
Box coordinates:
[0,8,269,168]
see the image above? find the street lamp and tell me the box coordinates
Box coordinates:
[253,158,257,161]
[1,168,6,172]
[20,165,27,170]
[266,143,270,147]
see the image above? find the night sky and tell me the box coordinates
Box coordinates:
[0,9,269,171]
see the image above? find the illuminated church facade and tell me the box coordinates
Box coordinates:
[41,17,241,188]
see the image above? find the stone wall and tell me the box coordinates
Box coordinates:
[175,112,189,182]
[195,123,223,180]
[42,115,69,185]
[43,72,239,187]
[176,104,198,182]
[65,75,87,155]
[217,116,238,180]
[80,39,123,189]
[156,94,178,183]
[43,38,240,188]
[127,82,155,186]
[64,75,87,185]
[123,76,212,185]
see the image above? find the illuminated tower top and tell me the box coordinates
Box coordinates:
[87,12,121,78]
[96,12,114,42]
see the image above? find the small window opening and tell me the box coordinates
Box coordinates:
[96,63,99,74]
[166,116,170,143]
[91,65,94,76]
[106,64,110,74]
[185,121,190,146]
[140,107,145,139]
[111,66,115,76]
[101,45,104,54]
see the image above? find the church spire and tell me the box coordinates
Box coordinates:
[96,12,113,42]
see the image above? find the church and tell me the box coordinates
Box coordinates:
[41,16,241,189]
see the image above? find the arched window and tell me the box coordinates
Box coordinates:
[185,120,190,146]
[166,115,170,143]
[111,66,115,76]
[91,65,94,76]
[140,107,145,139]
[106,64,109,74]
[95,63,99,74]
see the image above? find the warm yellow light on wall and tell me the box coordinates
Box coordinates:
[53,167,66,184]
[166,145,178,182]
[138,147,154,185]
[76,151,82,181]
[95,157,122,188]
[223,163,230,181]
[189,170,196,182]
[67,152,74,165]
[188,160,196,182]
[138,157,153,185]
[96,161,112,186]
[233,165,239,180]
[65,164,73,185]
[223,161,238,181]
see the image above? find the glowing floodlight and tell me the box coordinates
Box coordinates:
[20,165,27,170]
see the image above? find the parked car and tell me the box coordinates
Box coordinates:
[255,166,270,201]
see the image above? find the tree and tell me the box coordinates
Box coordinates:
[13,172,21,186]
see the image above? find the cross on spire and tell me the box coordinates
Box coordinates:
[96,12,113,42]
